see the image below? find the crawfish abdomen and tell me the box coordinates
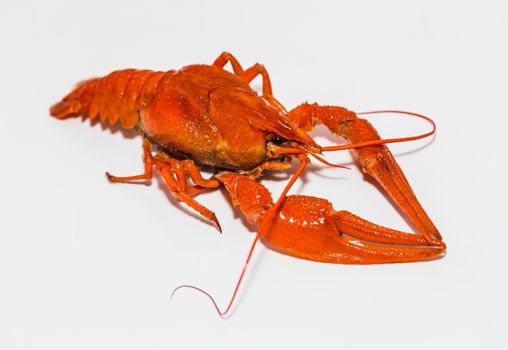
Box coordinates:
[50,69,166,128]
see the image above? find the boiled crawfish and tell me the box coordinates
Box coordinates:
[50,52,445,315]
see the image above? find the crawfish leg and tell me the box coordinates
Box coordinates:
[157,162,222,232]
[240,63,273,96]
[288,103,441,245]
[167,159,219,196]
[213,52,246,75]
[106,139,154,182]
[213,51,273,96]
[107,142,221,231]
[181,160,220,189]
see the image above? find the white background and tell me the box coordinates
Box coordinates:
[1,0,506,349]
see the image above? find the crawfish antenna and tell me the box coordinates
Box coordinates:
[321,110,436,152]
[170,232,261,319]
[309,152,351,169]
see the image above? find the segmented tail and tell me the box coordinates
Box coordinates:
[50,69,165,128]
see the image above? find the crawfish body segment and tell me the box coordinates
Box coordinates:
[50,69,165,129]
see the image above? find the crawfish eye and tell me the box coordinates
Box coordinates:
[267,133,286,145]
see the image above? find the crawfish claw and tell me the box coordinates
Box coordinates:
[217,173,445,265]
[260,196,445,264]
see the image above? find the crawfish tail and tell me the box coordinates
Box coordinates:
[50,69,165,128]
[49,77,99,119]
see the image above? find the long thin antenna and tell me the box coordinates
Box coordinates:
[321,110,436,152]
[170,233,261,318]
